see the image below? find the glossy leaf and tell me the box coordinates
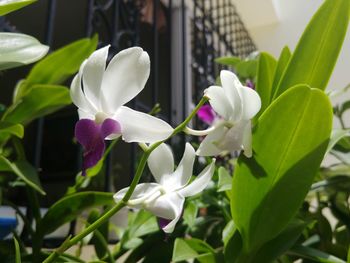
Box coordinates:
[255,52,277,116]
[37,191,114,236]
[0,121,24,144]
[274,0,349,98]
[0,33,48,70]
[183,202,198,227]
[289,245,346,263]
[271,46,291,99]
[25,35,98,86]
[172,238,216,262]
[217,166,232,192]
[0,156,45,195]
[215,57,241,67]
[0,0,36,15]
[3,84,71,124]
[231,85,332,254]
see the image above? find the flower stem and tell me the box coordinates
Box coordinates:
[43,96,208,263]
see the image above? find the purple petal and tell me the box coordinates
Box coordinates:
[197,105,216,125]
[75,119,105,176]
[245,79,255,90]
[75,118,121,176]
[101,118,121,138]
[158,217,172,230]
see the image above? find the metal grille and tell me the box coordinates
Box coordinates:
[191,0,257,100]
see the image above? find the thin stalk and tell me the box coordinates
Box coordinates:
[43,97,208,263]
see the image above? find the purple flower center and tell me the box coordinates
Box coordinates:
[75,118,121,176]
[197,105,216,125]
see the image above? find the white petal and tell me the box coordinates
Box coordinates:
[196,125,227,156]
[146,192,185,233]
[147,143,174,184]
[216,121,247,152]
[78,109,94,120]
[204,86,234,120]
[220,70,243,121]
[101,47,150,112]
[82,45,109,110]
[70,60,97,114]
[178,160,216,197]
[113,183,160,209]
[115,106,173,143]
[242,121,253,157]
[237,86,262,120]
[160,143,195,191]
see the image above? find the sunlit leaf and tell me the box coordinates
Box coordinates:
[0,0,36,16]
[231,85,332,254]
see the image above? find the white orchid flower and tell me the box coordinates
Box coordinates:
[114,143,216,233]
[70,46,173,175]
[192,70,261,157]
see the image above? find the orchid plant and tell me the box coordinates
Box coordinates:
[1,0,350,263]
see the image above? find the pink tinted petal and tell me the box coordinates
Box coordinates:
[75,119,105,176]
[101,118,121,138]
[197,105,216,125]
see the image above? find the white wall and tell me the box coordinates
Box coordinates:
[248,0,350,94]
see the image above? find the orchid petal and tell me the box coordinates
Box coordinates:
[196,125,227,156]
[75,119,105,176]
[147,143,174,184]
[70,60,97,114]
[242,121,253,157]
[238,86,261,120]
[78,109,94,120]
[178,160,216,197]
[115,106,173,143]
[204,85,234,120]
[101,47,150,112]
[197,104,216,125]
[160,143,195,191]
[113,183,160,209]
[220,70,243,121]
[82,45,109,109]
[146,192,185,233]
[101,118,121,139]
[216,121,247,152]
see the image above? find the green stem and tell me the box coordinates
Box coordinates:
[43,96,208,263]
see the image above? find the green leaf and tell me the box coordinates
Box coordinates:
[327,129,350,154]
[235,60,258,79]
[252,219,306,263]
[0,33,48,70]
[0,156,45,195]
[13,237,21,263]
[25,35,98,86]
[3,84,71,124]
[183,201,198,227]
[222,220,235,247]
[0,0,36,16]
[215,56,241,67]
[289,245,346,263]
[172,238,215,262]
[0,121,24,144]
[255,52,277,116]
[274,0,349,99]
[231,85,332,254]
[217,166,232,192]
[37,191,114,236]
[271,46,291,99]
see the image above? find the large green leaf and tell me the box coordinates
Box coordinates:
[0,156,45,195]
[274,0,349,99]
[0,0,36,16]
[37,191,114,236]
[271,46,291,99]
[255,52,277,116]
[289,245,346,263]
[0,33,48,70]
[231,85,332,256]
[25,35,98,86]
[3,84,71,124]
